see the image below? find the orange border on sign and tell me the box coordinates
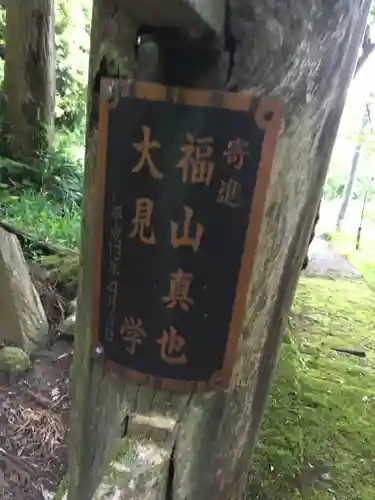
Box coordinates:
[92,79,283,393]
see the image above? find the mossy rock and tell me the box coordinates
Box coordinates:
[58,313,76,338]
[0,346,31,374]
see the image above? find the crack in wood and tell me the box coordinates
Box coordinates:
[120,415,129,438]
[165,443,176,500]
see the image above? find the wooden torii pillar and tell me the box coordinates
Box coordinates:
[67,1,370,499]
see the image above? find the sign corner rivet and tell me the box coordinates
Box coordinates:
[92,345,104,359]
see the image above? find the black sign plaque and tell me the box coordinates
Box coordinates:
[92,79,283,392]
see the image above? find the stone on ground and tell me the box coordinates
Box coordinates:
[67,298,77,315]
[0,346,31,375]
[303,237,363,280]
[58,313,76,338]
[0,228,48,353]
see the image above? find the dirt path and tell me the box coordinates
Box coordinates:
[302,237,362,280]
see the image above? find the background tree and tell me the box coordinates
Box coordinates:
[0,0,90,253]
[303,17,375,262]
[2,0,55,164]
[336,97,374,231]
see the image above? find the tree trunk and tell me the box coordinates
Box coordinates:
[68,1,371,500]
[2,0,55,163]
[336,102,370,231]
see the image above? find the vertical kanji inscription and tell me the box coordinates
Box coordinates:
[95,79,283,391]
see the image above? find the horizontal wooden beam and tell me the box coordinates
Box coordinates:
[121,0,225,35]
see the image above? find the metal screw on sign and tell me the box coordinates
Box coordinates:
[91,345,104,360]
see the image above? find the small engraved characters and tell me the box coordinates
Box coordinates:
[157,327,187,365]
[132,125,163,179]
[223,139,249,170]
[111,205,123,221]
[109,205,123,263]
[105,201,123,342]
[163,268,194,312]
[129,198,156,244]
[176,133,215,185]
[217,178,242,207]
[171,206,204,252]
[109,238,122,263]
[109,260,120,279]
[105,310,116,342]
[106,280,118,310]
[121,316,147,355]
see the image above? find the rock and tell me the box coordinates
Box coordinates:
[58,314,76,338]
[28,260,50,284]
[0,346,31,375]
[0,228,48,354]
[67,298,77,315]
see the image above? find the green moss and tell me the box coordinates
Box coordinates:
[248,277,375,499]
[0,346,31,374]
[53,475,68,500]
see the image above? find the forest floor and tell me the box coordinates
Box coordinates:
[1,234,374,499]
[0,341,71,499]
[0,258,74,499]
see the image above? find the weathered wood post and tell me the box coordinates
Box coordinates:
[68,1,371,499]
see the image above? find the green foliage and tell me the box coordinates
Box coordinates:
[55,0,91,132]
[0,131,83,254]
[370,3,375,24]
[0,129,84,203]
[324,158,375,203]
[331,230,375,291]
[322,170,345,201]
[321,231,334,242]
[0,187,81,249]
[0,7,4,42]
[249,277,375,499]
[34,148,84,206]
[325,120,375,203]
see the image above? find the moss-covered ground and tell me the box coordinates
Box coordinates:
[248,276,375,499]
